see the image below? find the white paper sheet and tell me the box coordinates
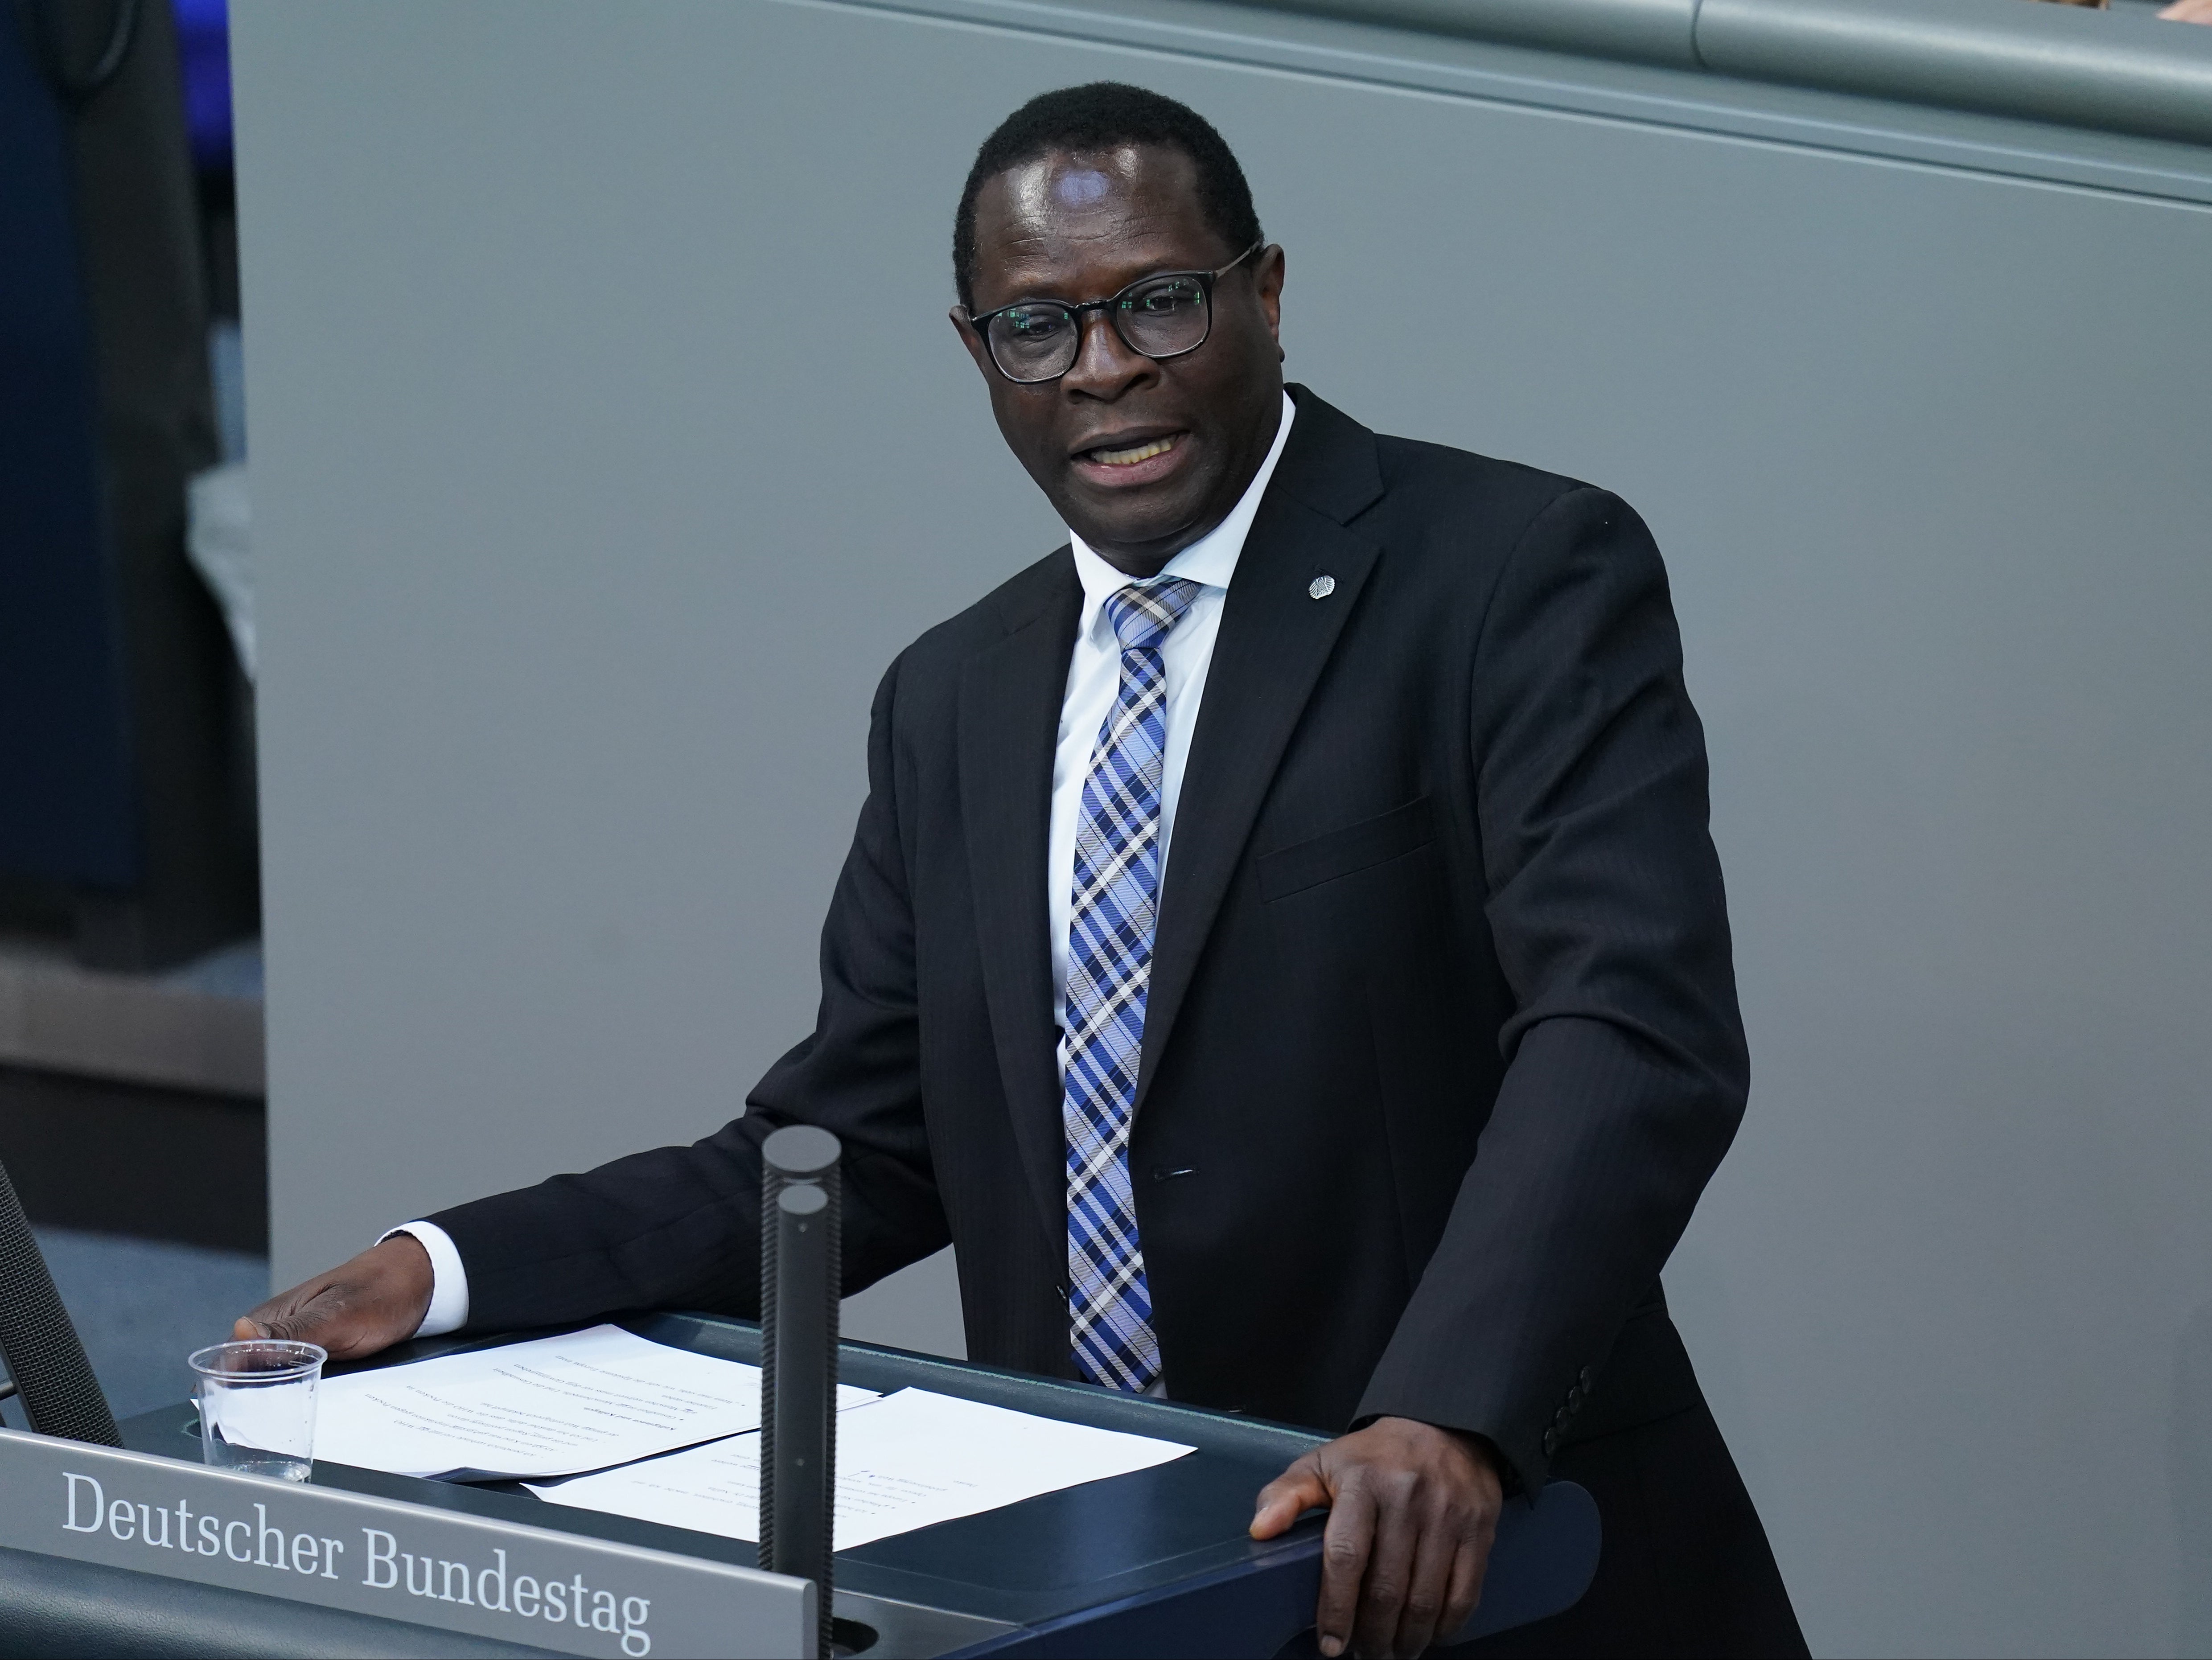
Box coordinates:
[526,1387,1195,1550]
[313,1325,877,1480]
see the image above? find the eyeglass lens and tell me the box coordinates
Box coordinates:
[986,274,1211,383]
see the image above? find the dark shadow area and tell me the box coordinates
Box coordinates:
[0,1062,264,1252]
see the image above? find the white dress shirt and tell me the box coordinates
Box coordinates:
[1049,391,1295,1025]
[382,1219,470,1336]
[395,392,1299,1340]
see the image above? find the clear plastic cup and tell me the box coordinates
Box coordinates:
[188,1340,325,1481]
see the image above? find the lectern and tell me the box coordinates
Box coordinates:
[0,1310,1601,1657]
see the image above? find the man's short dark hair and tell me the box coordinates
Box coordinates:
[953,82,1263,310]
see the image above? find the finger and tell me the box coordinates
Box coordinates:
[1439,1487,1501,1640]
[1350,1478,1421,1660]
[1393,1495,1464,1657]
[1252,1456,1330,1539]
[253,1294,342,1347]
[1440,1531,1489,1643]
[234,1281,324,1345]
[1314,1475,1377,1658]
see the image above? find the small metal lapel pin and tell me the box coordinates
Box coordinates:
[1307,574,1336,600]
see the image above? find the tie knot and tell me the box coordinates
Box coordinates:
[1103,578,1201,653]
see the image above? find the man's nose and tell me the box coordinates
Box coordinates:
[1061,308,1155,398]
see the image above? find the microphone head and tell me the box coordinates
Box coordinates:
[762,1125,840,1180]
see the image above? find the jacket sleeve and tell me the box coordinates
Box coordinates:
[428,655,949,1331]
[1353,486,1748,1491]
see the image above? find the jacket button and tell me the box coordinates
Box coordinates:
[1542,1429,1558,1456]
[1566,1386,1583,1413]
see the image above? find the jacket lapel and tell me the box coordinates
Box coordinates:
[959,556,1082,1243]
[1133,390,1387,1118]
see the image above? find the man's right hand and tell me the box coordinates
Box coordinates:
[234,1234,435,1360]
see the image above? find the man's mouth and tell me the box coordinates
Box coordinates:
[1080,433,1181,468]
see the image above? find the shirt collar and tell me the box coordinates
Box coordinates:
[1068,390,1297,635]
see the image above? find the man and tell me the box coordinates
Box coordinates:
[242,84,1803,1658]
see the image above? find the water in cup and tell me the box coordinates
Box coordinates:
[188,1340,325,1482]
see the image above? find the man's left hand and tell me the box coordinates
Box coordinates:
[1250,1415,1505,1658]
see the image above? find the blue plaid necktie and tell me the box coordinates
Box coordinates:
[1063,576,1201,1393]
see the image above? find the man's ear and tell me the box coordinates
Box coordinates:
[949,307,996,380]
[1254,245,1285,352]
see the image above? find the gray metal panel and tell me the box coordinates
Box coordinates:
[1222,0,2212,145]
[900,0,2212,208]
[1697,0,2212,147]
[1262,0,1698,66]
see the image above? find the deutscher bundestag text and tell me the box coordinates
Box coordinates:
[62,1471,654,1655]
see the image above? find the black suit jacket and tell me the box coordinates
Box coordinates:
[434,386,1748,1493]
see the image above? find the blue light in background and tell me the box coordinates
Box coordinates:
[172,0,230,170]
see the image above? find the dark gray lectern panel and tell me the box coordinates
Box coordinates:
[0,1546,562,1660]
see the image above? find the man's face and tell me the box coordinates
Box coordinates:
[953,145,1285,575]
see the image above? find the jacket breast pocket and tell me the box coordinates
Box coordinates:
[1256,796,1436,903]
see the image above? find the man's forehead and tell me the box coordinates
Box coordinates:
[1047,163,1113,209]
[996,144,1160,214]
[972,145,1217,297]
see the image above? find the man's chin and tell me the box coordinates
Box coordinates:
[1059,485,1217,564]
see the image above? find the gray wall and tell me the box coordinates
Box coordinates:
[231,2,2212,1652]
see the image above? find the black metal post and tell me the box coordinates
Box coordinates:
[0,1157,120,1446]
[760,1125,840,1659]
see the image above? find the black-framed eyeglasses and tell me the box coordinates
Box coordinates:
[965,241,1263,385]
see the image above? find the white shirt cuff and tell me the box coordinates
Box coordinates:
[380,1221,470,1338]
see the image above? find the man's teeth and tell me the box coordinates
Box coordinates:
[1090,436,1178,467]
